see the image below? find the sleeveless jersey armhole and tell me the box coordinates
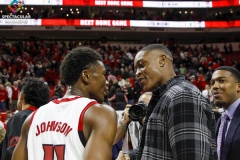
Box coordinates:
[78,101,98,146]
[30,111,37,127]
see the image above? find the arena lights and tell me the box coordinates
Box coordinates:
[0,0,239,8]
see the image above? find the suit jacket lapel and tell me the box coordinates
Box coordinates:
[222,103,240,157]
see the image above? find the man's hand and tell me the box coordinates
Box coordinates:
[114,104,133,144]
[116,151,130,160]
[122,104,132,124]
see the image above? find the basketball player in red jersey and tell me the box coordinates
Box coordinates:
[12,47,117,160]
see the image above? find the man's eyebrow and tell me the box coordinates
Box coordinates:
[211,76,227,80]
[135,58,144,65]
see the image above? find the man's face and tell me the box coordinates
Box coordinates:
[13,82,18,87]
[89,61,108,103]
[134,50,163,91]
[210,70,240,109]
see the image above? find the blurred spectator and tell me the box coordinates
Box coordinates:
[26,61,34,75]
[10,73,20,85]
[4,82,12,111]
[3,110,13,126]
[133,78,143,102]
[108,85,117,109]
[35,61,44,78]
[173,63,180,75]
[124,82,134,105]
[49,92,60,101]
[0,57,5,73]
[190,75,198,87]
[53,80,65,98]
[24,71,32,78]
[9,81,19,112]
[128,65,134,78]
[5,111,13,119]
[125,48,134,61]
[0,84,8,112]
[117,75,126,89]
[109,88,128,110]
[0,124,6,157]
[0,123,5,142]
[214,45,219,53]
[112,79,121,90]
[44,68,56,86]
[39,77,48,85]
[198,75,209,91]
[223,42,229,54]
[20,60,28,76]
[202,84,213,105]
[114,67,122,77]
[212,61,221,70]
[0,69,10,85]
[179,63,187,75]
[121,65,129,80]
[0,114,4,127]
[205,66,214,82]
[107,70,117,85]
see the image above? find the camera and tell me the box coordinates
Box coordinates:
[129,101,147,122]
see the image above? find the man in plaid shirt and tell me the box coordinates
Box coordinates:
[117,44,216,160]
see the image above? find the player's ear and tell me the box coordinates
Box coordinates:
[81,70,90,83]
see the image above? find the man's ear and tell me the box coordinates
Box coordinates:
[237,83,240,93]
[159,55,166,67]
[17,92,24,111]
[81,70,90,83]
[19,92,24,101]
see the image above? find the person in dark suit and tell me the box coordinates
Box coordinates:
[210,66,240,160]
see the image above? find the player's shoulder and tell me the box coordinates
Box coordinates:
[86,103,117,120]
[91,103,116,113]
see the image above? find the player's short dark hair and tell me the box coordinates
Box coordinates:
[60,47,103,86]
[19,77,50,108]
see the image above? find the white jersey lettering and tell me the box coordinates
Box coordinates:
[36,121,73,137]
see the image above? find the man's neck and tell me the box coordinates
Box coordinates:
[22,104,32,110]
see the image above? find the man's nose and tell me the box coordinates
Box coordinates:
[135,68,141,78]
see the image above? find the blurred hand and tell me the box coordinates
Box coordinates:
[122,104,131,124]
[116,151,130,160]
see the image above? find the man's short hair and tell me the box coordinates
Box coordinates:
[139,44,173,60]
[19,77,50,108]
[215,66,240,82]
[60,47,103,86]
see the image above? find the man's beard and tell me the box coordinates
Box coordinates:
[214,101,226,108]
